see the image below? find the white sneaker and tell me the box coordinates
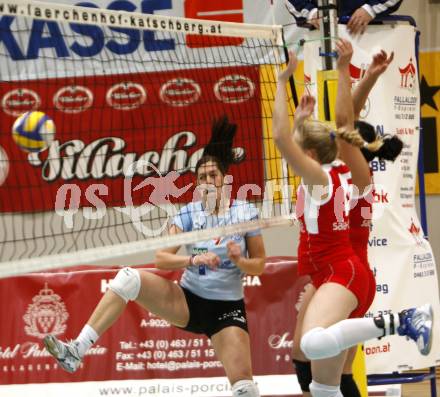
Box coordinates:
[44,334,82,373]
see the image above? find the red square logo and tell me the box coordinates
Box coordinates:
[184,0,244,48]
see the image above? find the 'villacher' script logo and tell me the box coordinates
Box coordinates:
[28,131,246,181]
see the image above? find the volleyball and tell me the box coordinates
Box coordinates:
[12,111,55,153]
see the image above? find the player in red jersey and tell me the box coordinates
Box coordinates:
[345,49,403,317]
[273,39,433,397]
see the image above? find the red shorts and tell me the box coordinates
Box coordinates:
[357,257,376,317]
[309,255,376,318]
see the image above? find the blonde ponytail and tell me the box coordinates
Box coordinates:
[336,127,384,152]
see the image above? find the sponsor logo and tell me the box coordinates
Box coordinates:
[413,252,433,263]
[332,221,349,231]
[214,74,255,104]
[376,283,389,294]
[399,58,417,91]
[2,88,40,116]
[53,85,93,113]
[368,236,388,247]
[22,283,69,339]
[413,252,435,278]
[396,127,415,136]
[408,218,424,245]
[373,189,389,203]
[361,219,372,229]
[268,332,293,349]
[242,275,261,287]
[28,131,212,182]
[184,0,244,48]
[218,309,244,321]
[106,82,147,110]
[370,159,387,172]
[1,1,241,61]
[350,63,367,84]
[0,145,9,186]
[159,78,200,107]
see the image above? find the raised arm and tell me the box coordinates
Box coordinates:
[335,40,355,130]
[272,51,327,186]
[335,39,371,193]
[353,50,394,119]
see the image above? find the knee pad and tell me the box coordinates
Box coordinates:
[232,379,260,397]
[300,327,342,360]
[340,374,360,397]
[292,359,311,392]
[309,380,342,397]
[109,267,141,303]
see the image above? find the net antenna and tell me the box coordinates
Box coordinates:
[317,0,339,121]
[0,0,296,277]
[318,0,338,72]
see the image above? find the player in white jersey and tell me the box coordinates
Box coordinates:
[43,116,266,397]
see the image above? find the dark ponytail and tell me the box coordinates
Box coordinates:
[195,115,238,174]
[375,135,404,161]
[354,120,403,162]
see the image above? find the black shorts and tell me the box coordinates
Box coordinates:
[179,287,249,338]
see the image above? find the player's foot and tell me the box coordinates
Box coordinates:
[43,334,82,373]
[398,304,433,356]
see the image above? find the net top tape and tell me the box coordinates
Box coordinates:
[1,216,296,278]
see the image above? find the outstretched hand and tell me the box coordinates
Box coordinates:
[295,94,316,124]
[368,50,394,77]
[278,50,298,83]
[336,38,353,70]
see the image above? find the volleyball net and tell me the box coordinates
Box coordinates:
[0,0,298,277]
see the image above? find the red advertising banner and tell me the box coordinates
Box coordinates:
[0,257,307,386]
[0,65,263,212]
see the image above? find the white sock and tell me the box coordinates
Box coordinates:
[329,317,385,348]
[326,313,400,349]
[232,379,260,397]
[76,324,99,357]
[309,380,342,397]
[301,315,400,360]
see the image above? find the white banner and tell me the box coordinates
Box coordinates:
[303,24,440,373]
[0,375,399,397]
[0,0,284,80]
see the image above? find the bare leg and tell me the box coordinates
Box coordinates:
[292,284,316,397]
[342,346,357,374]
[301,282,358,386]
[211,326,253,385]
[87,290,126,335]
[43,269,190,373]
[134,270,189,327]
[312,351,348,386]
